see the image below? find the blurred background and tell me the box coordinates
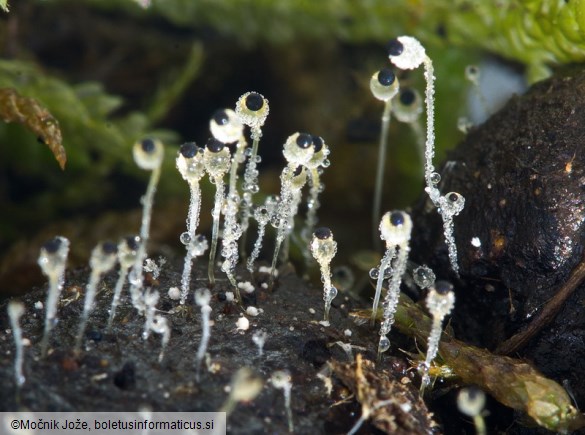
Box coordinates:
[1,0,579,296]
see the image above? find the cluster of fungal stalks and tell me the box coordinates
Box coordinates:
[11,88,336,381]
[367,36,463,387]
[379,36,466,274]
[6,34,475,430]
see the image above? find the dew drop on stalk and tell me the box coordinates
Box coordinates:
[413,264,436,289]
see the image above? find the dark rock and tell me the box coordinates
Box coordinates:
[411,70,585,409]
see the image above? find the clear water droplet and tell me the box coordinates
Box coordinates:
[413,265,436,289]
[180,232,192,245]
[328,286,338,299]
[430,172,441,185]
[191,235,208,256]
[379,336,391,353]
[369,267,379,279]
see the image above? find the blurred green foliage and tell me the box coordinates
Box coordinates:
[0,40,203,241]
[141,0,585,81]
[1,0,584,246]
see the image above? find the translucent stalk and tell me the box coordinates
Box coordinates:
[282,186,303,264]
[8,301,25,387]
[107,267,128,330]
[247,201,274,273]
[443,214,458,275]
[420,282,455,394]
[239,133,261,257]
[372,211,412,334]
[220,195,243,303]
[271,371,294,433]
[271,169,307,280]
[321,262,333,305]
[196,305,212,380]
[370,247,396,327]
[304,164,327,234]
[75,245,117,353]
[270,227,286,283]
[310,228,338,322]
[41,272,61,356]
[238,194,252,258]
[41,270,66,356]
[129,164,161,313]
[377,244,409,361]
[419,317,443,393]
[141,291,171,362]
[271,201,298,279]
[107,236,139,330]
[283,383,293,433]
[195,289,212,381]
[247,221,266,272]
[423,57,436,192]
[208,178,225,285]
[38,236,70,357]
[474,415,487,435]
[321,261,334,321]
[228,140,246,196]
[372,100,392,248]
[304,169,320,230]
[180,182,201,304]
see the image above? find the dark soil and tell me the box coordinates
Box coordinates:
[0,260,436,434]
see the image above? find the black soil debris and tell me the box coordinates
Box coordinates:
[0,261,436,434]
